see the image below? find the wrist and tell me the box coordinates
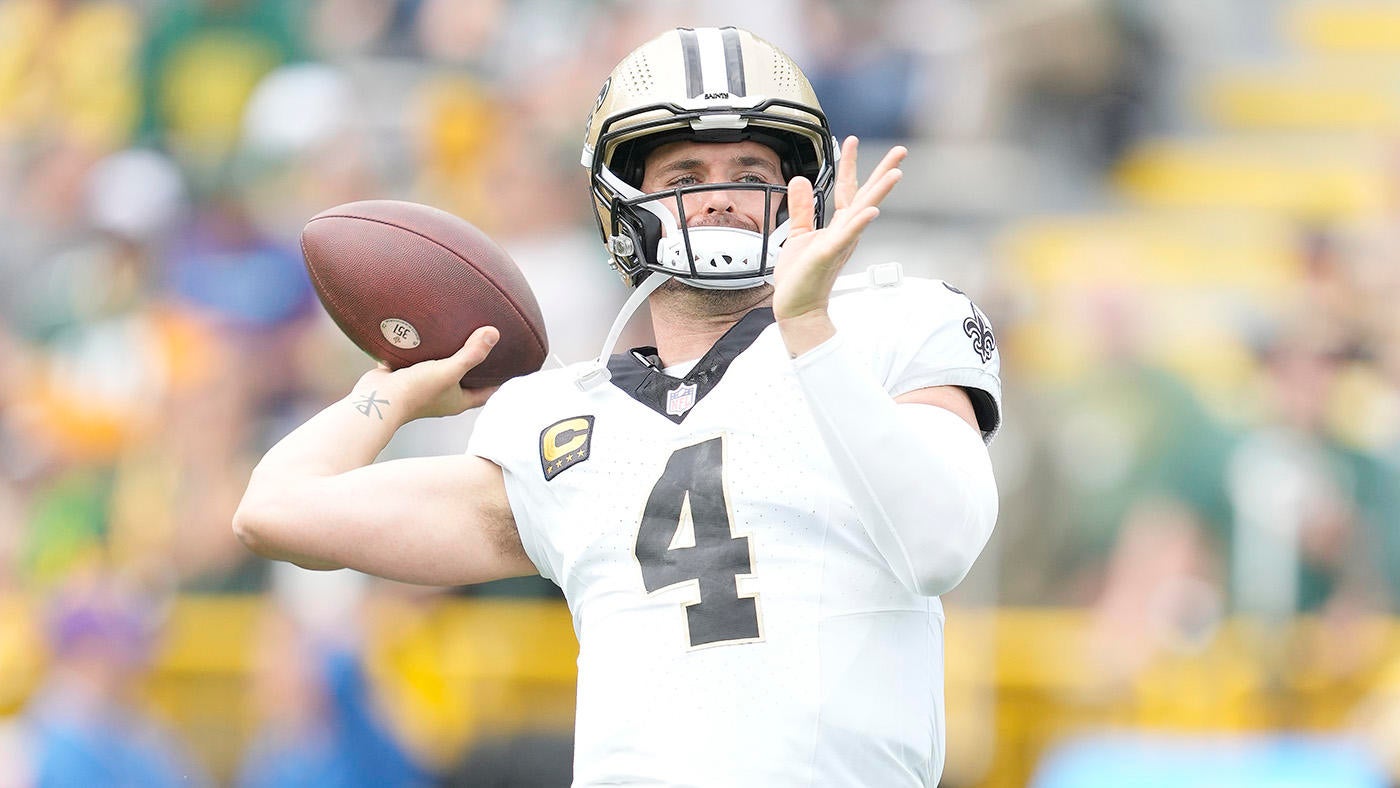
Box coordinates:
[777,309,836,358]
[346,375,415,427]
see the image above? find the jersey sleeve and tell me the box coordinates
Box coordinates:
[466,383,560,583]
[838,276,1003,442]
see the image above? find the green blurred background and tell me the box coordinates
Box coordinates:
[2,0,1400,785]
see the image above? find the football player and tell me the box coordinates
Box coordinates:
[235,27,1001,787]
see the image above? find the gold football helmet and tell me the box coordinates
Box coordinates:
[582,27,837,289]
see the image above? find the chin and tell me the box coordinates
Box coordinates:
[656,277,773,317]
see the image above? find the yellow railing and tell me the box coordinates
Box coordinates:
[2,595,1396,786]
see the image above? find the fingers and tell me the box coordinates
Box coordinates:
[851,148,907,208]
[866,145,908,184]
[834,136,859,209]
[820,206,882,257]
[786,176,816,236]
[830,140,905,220]
[854,165,903,214]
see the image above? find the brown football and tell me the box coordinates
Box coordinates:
[301,200,548,388]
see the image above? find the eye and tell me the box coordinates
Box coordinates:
[736,172,775,185]
[668,174,701,187]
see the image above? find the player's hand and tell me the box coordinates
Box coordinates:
[353,326,501,422]
[773,137,904,354]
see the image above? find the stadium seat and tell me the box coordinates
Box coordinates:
[1113,136,1391,220]
[1002,210,1302,292]
[1286,1,1400,54]
[1203,60,1400,132]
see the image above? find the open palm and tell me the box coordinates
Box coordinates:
[773,137,907,323]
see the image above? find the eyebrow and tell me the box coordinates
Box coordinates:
[655,154,779,175]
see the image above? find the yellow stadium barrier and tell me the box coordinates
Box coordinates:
[996,210,1300,395]
[1287,1,1400,54]
[1114,136,1391,221]
[1203,61,1400,132]
[2,596,1397,786]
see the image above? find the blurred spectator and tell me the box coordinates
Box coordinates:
[1011,283,1234,607]
[444,730,574,788]
[0,0,1397,781]
[236,62,380,243]
[979,0,1165,169]
[801,0,931,141]
[0,0,141,150]
[1226,324,1400,619]
[163,192,315,332]
[138,0,306,179]
[15,575,210,786]
[307,0,418,60]
[238,567,434,787]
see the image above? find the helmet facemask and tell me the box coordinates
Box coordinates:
[583,27,837,289]
[602,167,805,290]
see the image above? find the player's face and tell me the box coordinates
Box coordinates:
[640,140,784,231]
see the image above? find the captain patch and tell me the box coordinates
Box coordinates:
[540,416,595,481]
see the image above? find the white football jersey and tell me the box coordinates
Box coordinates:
[467,276,1002,787]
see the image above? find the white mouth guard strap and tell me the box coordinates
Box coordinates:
[575,272,673,391]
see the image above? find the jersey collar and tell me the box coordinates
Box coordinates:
[606,307,775,423]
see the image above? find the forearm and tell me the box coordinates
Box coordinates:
[252,383,407,482]
[249,328,497,487]
[232,329,523,580]
[792,332,998,596]
[237,381,408,568]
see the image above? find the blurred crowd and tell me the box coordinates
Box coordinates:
[1,0,1399,784]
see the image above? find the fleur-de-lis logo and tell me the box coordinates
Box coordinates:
[963,305,996,363]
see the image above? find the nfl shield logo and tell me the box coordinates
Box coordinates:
[666,382,698,416]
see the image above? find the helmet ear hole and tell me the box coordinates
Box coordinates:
[638,208,664,264]
[615,201,667,270]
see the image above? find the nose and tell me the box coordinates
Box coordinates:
[696,189,735,215]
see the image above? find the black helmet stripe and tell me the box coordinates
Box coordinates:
[721,27,746,96]
[677,27,748,99]
[677,28,703,98]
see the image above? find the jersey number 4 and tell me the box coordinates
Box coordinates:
[635,437,761,648]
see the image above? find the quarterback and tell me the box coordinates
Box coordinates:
[235,27,1000,787]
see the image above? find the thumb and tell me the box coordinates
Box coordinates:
[446,325,499,374]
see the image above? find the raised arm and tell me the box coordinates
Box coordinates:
[775,138,999,597]
[233,327,536,586]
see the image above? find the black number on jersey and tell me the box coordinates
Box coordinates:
[635,437,760,648]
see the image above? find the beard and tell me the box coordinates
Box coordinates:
[652,277,773,320]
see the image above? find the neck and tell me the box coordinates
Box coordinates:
[648,279,773,367]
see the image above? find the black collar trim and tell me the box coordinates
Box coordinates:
[607,308,775,424]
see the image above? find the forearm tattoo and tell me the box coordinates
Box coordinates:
[353,390,389,420]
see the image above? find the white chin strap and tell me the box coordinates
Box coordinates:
[573,261,905,392]
[574,271,672,391]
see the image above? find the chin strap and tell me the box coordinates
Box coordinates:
[572,261,905,392]
[575,272,673,391]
